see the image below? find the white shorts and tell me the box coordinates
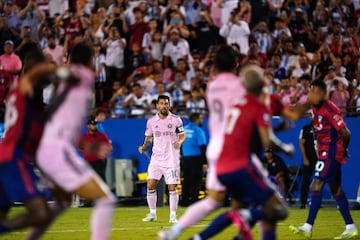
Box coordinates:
[147,163,180,185]
[36,140,97,192]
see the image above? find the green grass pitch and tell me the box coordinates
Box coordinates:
[2,206,360,239]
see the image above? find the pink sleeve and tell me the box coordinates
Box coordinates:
[145,119,153,136]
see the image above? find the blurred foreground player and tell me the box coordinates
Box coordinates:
[36,42,116,240]
[158,45,246,239]
[0,50,56,234]
[289,80,358,240]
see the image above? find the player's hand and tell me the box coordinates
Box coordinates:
[138,145,146,154]
[281,143,295,157]
[173,141,181,149]
[97,143,112,159]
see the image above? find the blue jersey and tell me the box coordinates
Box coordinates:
[182,122,207,157]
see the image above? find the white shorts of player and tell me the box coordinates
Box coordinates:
[147,162,181,185]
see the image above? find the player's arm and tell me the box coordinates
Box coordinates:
[258,127,294,156]
[138,136,153,153]
[281,102,312,121]
[19,63,57,96]
[339,126,350,154]
[173,125,185,149]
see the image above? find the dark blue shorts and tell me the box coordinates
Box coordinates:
[314,158,341,183]
[218,165,275,205]
[0,151,45,210]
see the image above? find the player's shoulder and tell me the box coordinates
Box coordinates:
[323,100,341,114]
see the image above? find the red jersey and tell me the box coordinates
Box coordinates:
[0,87,46,163]
[80,131,111,162]
[216,94,271,175]
[312,100,347,163]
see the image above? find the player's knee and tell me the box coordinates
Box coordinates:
[268,204,289,222]
[310,179,324,192]
[29,206,52,225]
[94,193,117,208]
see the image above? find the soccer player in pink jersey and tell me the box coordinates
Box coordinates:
[158,45,246,239]
[35,42,116,240]
[138,95,185,223]
[290,80,358,240]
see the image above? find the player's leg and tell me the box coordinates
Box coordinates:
[300,164,313,208]
[74,174,116,240]
[26,187,72,240]
[329,168,358,239]
[0,160,52,233]
[143,162,161,221]
[164,167,180,223]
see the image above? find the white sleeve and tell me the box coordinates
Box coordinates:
[219,24,230,38]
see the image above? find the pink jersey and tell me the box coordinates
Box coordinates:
[41,64,93,145]
[145,112,184,168]
[206,72,245,166]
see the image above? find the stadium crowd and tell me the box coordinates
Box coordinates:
[0,0,360,120]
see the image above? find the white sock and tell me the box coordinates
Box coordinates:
[150,209,156,215]
[303,223,313,232]
[356,197,360,203]
[239,209,252,221]
[346,224,357,231]
[170,211,176,217]
[170,223,183,237]
[192,234,202,240]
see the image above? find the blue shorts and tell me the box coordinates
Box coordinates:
[0,151,45,210]
[314,158,341,183]
[218,165,275,205]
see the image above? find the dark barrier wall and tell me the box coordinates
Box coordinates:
[103,117,360,199]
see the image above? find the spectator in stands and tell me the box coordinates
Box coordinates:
[262,148,291,198]
[163,28,191,69]
[129,7,149,48]
[3,0,22,36]
[219,8,250,56]
[186,87,206,115]
[168,70,190,107]
[142,19,163,61]
[329,79,350,112]
[17,0,45,41]
[103,4,129,38]
[135,67,156,95]
[38,22,54,49]
[109,83,130,118]
[94,108,108,133]
[87,12,105,42]
[42,34,65,65]
[252,21,272,60]
[123,83,152,117]
[0,40,21,86]
[310,51,326,81]
[152,82,173,106]
[93,42,106,105]
[103,25,126,84]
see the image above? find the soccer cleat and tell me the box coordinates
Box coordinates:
[142,213,157,222]
[289,225,312,239]
[169,215,178,223]
[227,211,252,240]
[157,229,177,240]
[334,229,359,240]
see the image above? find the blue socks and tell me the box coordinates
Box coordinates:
[262,229,276,240]
[334,191,354,225]
[306,191,322,225]
[199,212,232,239]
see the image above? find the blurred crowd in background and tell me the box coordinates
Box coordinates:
[0,0,360,120]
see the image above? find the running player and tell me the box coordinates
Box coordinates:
[36,41,116,240]
[158,45,245,239]
[0,49,56,234]
[138,95,185,223]
[289,80,358,240]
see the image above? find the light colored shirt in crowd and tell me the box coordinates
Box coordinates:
[138,77,156,95]
[219,21,250,55]
[163,39,190,66]
[124,92,152,116]
[43,45,65,65]
[145,112,184,168]
[93,54,106,83]
[105,39,126,69]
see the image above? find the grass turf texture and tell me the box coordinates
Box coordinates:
[2,206,359,240]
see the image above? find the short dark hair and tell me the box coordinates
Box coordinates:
[69,41,94,66]
[189,113,200,122]
[214,45,237,72]
[132,83,141,89]
[157,95,170,103]
[310,80,327,93]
